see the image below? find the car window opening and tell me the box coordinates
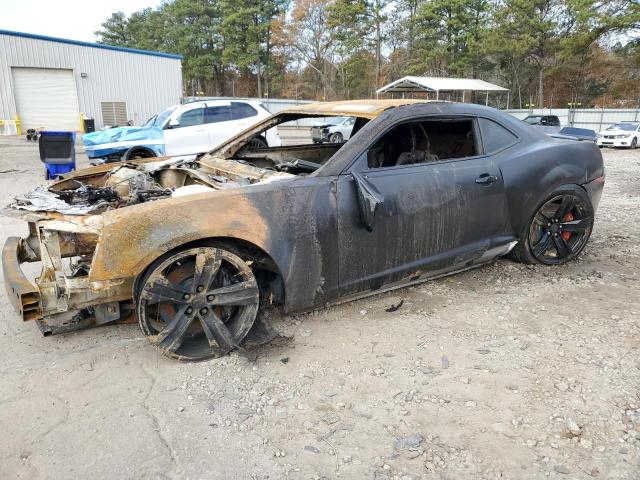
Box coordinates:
[367,119,476,169]
[231,115,368,176]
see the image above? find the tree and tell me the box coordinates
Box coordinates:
[93,0,640,104]
[95,12,133,46]
[279,0,337,99]
[220,0,288,97]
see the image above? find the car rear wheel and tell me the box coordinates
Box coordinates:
[247,136,268,150]
[329,132,343,143]
[136,244,260,361]
[511,187,594,265]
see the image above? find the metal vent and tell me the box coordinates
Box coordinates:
[101,102,128,126]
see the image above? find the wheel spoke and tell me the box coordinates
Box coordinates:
[534,211,552,226]
[143,277,191,305]
[153,305,194,353]
[552,234,572,259]
[192,251,221,293]
[560,217,591,232]
[556,196,576,219]
[199,310,237,352]
[532,232,552,257]
[208,281,259,306]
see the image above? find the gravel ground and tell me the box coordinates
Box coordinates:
[0,136,639,480]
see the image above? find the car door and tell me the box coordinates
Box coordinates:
[335,116,508,296]
[163,105,209,156]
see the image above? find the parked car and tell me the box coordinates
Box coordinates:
[541,126,598,143]
[311,116,355,143]
[4,100,604,361]
[596,122,640,148]
[82,100,278,163]
[523,115,561,127]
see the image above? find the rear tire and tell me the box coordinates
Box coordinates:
[510,186,594,265]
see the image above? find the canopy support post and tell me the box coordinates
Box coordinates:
[485,91,489,106]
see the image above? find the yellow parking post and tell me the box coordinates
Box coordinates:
[14,115,21,136]
[80,113,85,133]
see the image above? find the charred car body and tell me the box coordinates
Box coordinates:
[3,100,604,360]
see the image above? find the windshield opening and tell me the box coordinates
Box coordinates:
[205,113,368,177]
[326,116,347,125]
[145,106,177,127]
[606,123,637,132]
[524,116,542,124]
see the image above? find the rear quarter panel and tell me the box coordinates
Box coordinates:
[498,138,604,235]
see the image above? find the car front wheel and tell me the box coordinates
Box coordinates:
[136,244,260,361]
[511,187,594,265]
[329,132,343,143]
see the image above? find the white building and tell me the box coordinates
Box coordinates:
[0,29,183,132]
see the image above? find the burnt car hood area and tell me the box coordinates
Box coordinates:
[2,100,605,361]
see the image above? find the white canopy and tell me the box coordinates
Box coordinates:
[377,76,508,94]
[376,76,509,105]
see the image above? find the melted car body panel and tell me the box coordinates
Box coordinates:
[2,100,604,339]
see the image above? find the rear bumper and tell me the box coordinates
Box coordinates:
[2,237,41,321]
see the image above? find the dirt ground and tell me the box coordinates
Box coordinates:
[0,136,638,480]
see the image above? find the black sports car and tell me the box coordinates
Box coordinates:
[3,100,604,361]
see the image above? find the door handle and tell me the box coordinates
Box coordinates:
[475,174,498,185]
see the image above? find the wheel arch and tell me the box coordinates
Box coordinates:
[509,182,589,238]
[132,235,287,310]
[123,146,159,160]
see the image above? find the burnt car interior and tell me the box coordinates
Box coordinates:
[232,115,371,175]
[367,119,477,168]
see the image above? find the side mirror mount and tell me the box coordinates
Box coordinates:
[351,171,384,232]
[166,118,179,129]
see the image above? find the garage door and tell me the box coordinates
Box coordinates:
[12,67,81,131]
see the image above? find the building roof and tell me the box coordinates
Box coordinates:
[281,99,441,119]
[377,76,508,94]
[0,29,182,60]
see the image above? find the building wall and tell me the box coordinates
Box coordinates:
[0,32,183,130]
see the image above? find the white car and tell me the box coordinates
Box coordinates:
[311,116,355,143]
[83,100,279,163]
[596,122,640,149]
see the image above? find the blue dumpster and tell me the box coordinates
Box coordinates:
[39,131,76,179]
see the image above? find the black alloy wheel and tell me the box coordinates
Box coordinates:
[527,193,594,265]
[137,245,260,361]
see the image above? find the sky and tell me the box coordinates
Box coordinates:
[0,0,161,42]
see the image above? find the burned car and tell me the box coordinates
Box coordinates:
[3,100,605,361]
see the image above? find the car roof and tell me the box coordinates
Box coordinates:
[281,99,442,120]
[180,99,260,108]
